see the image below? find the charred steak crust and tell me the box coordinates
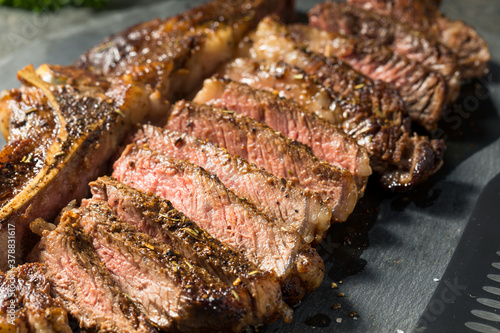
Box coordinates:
[38,211,156,333]
[347,0,491,79]
[0,263,72,333]
[80,199,254,333]
[308,1,461,103]
[194,76,370,200]
[89,176,292,325]
[132,125,332,244]
[75,0,293,101]
[166,100,356,215]
[287,22,448,131]
[112,144,325,306]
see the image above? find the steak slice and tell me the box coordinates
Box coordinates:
[347,0,491,79]
[76,0,293,101]
[166,100,356,216]
[0,263,72,333]
[220,58,445,191]
[194,76,371,198]
[112,144,325,305]
[89,176,292,324]
[251,16,445,131]
[37,212,156,333]
[287,22,447,130]
[0,64,168,271]
[80,199,254,333]
[132,125,332,244]
[308,2,461,103]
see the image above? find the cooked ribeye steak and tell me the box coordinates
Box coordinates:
[166,100,357,217]
[80,199,255,333]
[220,58,445,191]
[0,263,72,333]
[89,176,292,324]
[252,17,445,131]
[76,0,293,101]
[347,0,491,79]
[132,125,332,244]
[0,64,168,271]
[287,22,448,129]
[112,144,325,305]
[194,76,371,197]
[308,2,461,103]
[37,211,156,333]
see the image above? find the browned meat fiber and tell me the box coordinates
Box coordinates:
[132,125,332,244]
[90,176,292,325]
[308,1,461,103]
[80,199,257,333]
[194,76,372,197]
[0,263,72,333]
[112,144,325,305]
[166,100,357,216]
[37,212,157,333]
[220,58,445,191]
[347,0,491,79]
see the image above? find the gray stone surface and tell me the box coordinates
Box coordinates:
[0,1,498,332]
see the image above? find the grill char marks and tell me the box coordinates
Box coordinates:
[347,0,491,79]
[220,58,445,191]
[0,263,72,333]
[252,16,445,131]
[194,76,370,199]
[76,0,293,101]
[166,100,355,215]
[79,199,254,333]
[37,212,156,333]
[308,2,461,103]
[112,144,324,305]
[132,125,331,244]
[89,176,292,325]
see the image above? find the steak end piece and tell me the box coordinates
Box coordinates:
[346,0,491,79]
[308,1,461,103]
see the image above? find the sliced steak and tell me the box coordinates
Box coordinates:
[220,58,445,191]
[76,0,293,101]
[37,211,156,333]
[243,19,407,126]
[347,0,491,79]
[0,64,168,271]
[80,199,254,333]
[194,76,371,198]
[89,176,292,324]
[252,16,445,131]
[132,125,332,243]
[0,263,72,333]
[166,100,356,216]
[112,144,325,305]
[308,2,461,102]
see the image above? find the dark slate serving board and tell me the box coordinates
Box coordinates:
[0,1,499,332]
